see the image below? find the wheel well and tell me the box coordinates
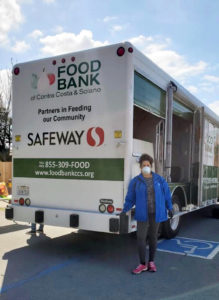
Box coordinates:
[172,186,187,208]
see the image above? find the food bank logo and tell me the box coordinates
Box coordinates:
[30,60,101,93]
[87,127,104,147]
[57,60,101,90]
[31,70,55,92]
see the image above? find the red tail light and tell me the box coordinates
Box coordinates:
[19,198,24,205]
[107,205,114,213]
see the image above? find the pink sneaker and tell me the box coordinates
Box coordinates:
[148,261,157,272]
[132,264,148,274]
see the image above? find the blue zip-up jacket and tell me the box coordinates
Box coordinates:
[122,172,173,223]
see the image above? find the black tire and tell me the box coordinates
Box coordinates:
[162,195,182,239]
[157,223,163,239]
[212,207,219,219]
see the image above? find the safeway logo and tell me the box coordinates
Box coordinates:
[87,127,104,147]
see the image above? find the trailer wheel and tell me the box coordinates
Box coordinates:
[162,195,182,239]
[157,223,163,239]
[212,207,219,219]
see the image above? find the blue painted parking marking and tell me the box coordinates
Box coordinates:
[0,258,77,294]
[157,237,219,259]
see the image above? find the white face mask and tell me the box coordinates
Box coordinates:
[142,166,151,175]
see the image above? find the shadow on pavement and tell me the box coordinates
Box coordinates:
[0,223,29,235]
[1,210,219,300]
[0,230,136,298]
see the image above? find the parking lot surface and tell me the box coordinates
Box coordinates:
[1,201,219,300]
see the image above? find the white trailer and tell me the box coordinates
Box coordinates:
[6,42,219,238]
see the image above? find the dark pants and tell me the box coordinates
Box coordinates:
[137,214,160,264]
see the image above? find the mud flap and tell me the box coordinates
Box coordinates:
[119,214,129,234]
[35,210,44,223]
[5,206,13,220]
[70,214,79,228]
[109,218,119,232]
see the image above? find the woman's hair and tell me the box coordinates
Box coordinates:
[139,153,154,167]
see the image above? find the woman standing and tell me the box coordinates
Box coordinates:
[121,154,173,274]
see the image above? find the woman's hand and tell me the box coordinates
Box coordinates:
[168,210,174,219]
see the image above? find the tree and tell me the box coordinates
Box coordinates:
[0,68,12,161]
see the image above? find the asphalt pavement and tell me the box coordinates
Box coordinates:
[0,200,219,300]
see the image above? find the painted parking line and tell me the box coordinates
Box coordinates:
[0,257,77,294]
[157,236,219,259]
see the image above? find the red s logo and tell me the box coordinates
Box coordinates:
[87,127,104,147]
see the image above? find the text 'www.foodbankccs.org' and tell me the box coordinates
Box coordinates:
[35,169,95,179]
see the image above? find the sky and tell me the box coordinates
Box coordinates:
[0,0,219,116]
